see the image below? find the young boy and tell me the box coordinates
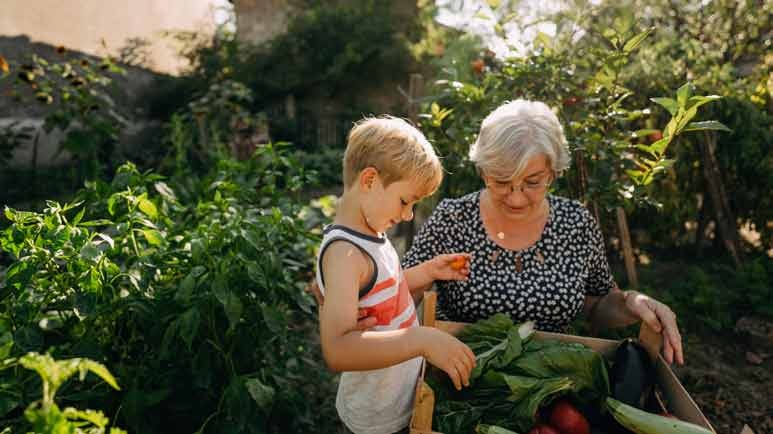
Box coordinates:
[316,116,476,434]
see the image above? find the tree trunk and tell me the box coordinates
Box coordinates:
[616,207,639,289]
[573,149,601,224]
[699,131,743,268]
[694,193,708,257]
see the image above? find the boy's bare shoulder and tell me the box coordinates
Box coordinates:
[320,239,370,278]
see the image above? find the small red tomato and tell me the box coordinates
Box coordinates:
[549,400,590,434]
[471,59,485,74]
[528,424,560,434]
[648,131,663,143]
[562,96,583,106]
[450,257,467,271]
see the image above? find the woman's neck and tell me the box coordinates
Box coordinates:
[481,191,550,250]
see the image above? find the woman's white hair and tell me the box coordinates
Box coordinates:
[469,100,570,180]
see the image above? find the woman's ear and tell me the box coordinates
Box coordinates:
[359,167,379,191]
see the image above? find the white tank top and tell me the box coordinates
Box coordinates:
[316,225,422,434]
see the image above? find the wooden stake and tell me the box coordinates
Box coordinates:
[616,207,638,289]
[699,131,743,268]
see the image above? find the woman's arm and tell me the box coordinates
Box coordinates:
[580,208,683,364]
[585,289,684,365]
[584,289,637,329]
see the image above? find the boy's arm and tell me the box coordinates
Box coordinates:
[403,253,471,301]
[403,261,436,296]
[319,241,427,371]
[320,242,477,389]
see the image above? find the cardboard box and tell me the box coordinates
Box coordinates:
[409,292,720,434]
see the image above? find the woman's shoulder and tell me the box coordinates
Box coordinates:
[549,195,596,225]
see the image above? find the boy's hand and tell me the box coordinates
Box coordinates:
[421,328,476,391]
[429,253,471,281]
[306,280,378,330]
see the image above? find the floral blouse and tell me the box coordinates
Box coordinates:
[403,192,615,332]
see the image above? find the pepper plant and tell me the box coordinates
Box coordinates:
[0,144,339,433]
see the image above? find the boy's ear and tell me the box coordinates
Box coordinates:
[359,167,379,191]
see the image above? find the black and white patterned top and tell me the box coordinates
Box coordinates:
[403,192,615,332]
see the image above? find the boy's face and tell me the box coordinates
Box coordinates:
[362,174,423,234]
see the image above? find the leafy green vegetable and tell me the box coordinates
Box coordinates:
[476,424,521,434]
[429,314,610,433]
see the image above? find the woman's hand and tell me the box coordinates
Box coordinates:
[624,291,684,365]
[305,280,378,330]
[428,253,471,281]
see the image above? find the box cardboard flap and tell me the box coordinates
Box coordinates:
[654,355,715,431]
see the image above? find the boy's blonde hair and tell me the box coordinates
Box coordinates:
[343,116,443,197]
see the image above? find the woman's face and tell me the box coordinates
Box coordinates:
[484,154,553,222]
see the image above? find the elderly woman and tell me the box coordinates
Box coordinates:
[402,100,684,364]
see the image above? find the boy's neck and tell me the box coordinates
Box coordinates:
[335,190,381,237]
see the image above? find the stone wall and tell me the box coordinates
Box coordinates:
[0,0,224,168]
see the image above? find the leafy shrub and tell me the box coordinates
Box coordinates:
[0,352,126,434]
[638,255,773,331]
[0,145,339,433]
[291,147,344,188]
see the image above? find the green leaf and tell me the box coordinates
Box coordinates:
[602,28,618,47]
[686,95,721,111]
[635,144,655,156]
[247,262,263,284]
[650,97,678,116]
[0,332,13,360]
[213,274,243,329]
[674,106,699,133]
[80,219,113,227]
[245,377,275,412]
[477,425,520,434]
[62,407,109,427]
[623,27,654,53]
[650,137,671,155]
[154,181,177,203]
[96,233,114,249]
[241,229,261,251]
[480,372,573,432]
[177,307,200,351]
[79,242,101,261]
[137,195,158,219]
[5,261,32,288]
[78,359,121,391]
[682,121,732,133]
[107,193,119,216]
[72,207,85,225]
[626,169,643,184]
[664,118,678,138]
[141,229,162,246]
[260,304,284,334]
[676,82,693,108]
[176,270,200,304]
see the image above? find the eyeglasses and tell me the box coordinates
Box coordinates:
[486,174,554,196]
